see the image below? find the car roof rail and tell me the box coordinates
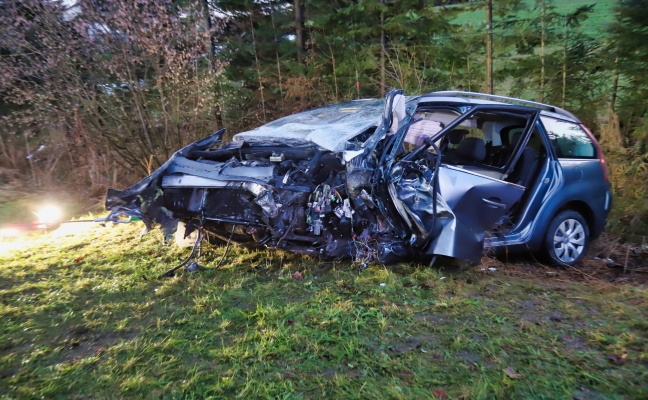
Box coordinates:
[422,91,580,122]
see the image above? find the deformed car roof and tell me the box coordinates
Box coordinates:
[419,91,581,123]
[233,91,579,153]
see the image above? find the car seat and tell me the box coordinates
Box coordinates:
[443,129,469,158]
[508,146,539,187]
[456,137,487,163]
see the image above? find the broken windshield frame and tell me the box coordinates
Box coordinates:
[361,90,421,154]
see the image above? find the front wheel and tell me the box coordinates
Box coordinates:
[544,210,589,267]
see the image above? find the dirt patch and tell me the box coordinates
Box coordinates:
[562,335,590,352]
[520,312,542,325]
[547,310,565,323]
[387,337,424,354]
[480,242,648,285]
[517,299,542,311]
[573,385,606,400]
[414,312,446,325]
[366,334,439,355]
[455,351,482,364]
[63,330,138,362]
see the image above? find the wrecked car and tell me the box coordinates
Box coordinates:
[106,90,612,267]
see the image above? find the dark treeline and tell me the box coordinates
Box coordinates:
[0,0,646,237]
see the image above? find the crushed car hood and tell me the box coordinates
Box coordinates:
[233,99,384,152]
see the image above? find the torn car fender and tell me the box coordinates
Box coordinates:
[105,128,226,236]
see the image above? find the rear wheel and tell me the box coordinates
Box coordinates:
[544,210,589,266]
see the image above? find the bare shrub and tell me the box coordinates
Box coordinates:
[0,0,223,192]
[599,108,623,148]
[604,143,648,242]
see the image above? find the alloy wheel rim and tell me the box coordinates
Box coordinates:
[552,218,585,263]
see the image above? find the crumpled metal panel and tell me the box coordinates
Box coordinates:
[167,157,275,182]
[233,99,384,152]
[389,164,456,254]
[391,161,525,263]
[436,166,524,230]
[425,166,525,262]
[396,175,454,245]
[105,129,226,240]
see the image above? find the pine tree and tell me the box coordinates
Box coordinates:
[609,0,648,148]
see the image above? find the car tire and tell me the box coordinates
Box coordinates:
[544,210,589,267]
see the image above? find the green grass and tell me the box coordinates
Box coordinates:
[451,0,617,38]
[0,222,647,399]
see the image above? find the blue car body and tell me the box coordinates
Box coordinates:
[106,90,611,266]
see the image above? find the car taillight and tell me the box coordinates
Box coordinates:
[581,124,609,182]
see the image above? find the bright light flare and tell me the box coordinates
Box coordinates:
[35,205,63,225]
[52,221,96,236]
[0,226,25,254]
[0,227,23,238]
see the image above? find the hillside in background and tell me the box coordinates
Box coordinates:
[452,0,617,38]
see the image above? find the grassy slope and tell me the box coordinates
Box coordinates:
[451,0,617,38]
[0,223,646,399]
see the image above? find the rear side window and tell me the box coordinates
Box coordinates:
[540,117,596,159]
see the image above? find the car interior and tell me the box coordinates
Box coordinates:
[405,108,547,188]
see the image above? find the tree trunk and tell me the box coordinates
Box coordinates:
[270,7,284,99]
[250,11,267,123]
[611,49,619,111]
[485,0,493,94]
[540,0,546,102]
[294,0,305,65]
[562,16,567,107]
[467,55,471,91]
[328,41,339,101]
[201,0,216,69]
[380,0,386,97]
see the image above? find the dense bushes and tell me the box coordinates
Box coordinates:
[0,0,646,239]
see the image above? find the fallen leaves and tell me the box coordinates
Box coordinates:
[292,271,303,280]
[431,388,447,399]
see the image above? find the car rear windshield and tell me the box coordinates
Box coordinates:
[540,116,596,159]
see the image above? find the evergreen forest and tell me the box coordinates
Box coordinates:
[0,0,646,239]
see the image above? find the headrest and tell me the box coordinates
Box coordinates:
[456,137,486,162]
[500,125,525,146]
[447,129,469,145]
[511,131,523,147]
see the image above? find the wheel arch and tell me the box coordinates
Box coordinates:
[524,199,595,252]
[554,201,595,234]
[543,205,592,266]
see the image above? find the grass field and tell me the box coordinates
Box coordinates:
[0,221,646,399]
[451,0,617,38]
